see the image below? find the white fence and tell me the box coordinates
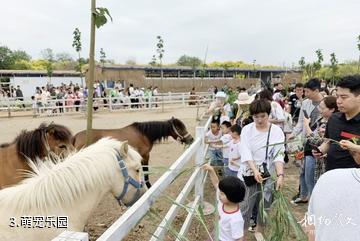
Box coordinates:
[0,92,214,117]
[53,116,212,241]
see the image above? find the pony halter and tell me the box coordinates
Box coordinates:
[115,153,143,207]
[171,123,191,142]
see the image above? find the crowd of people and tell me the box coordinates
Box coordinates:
[202,75,360,241]
[0,81,164,113]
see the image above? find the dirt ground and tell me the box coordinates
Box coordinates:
[0,107,308,241]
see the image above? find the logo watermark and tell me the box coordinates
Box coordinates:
[298,212,357,227]
[9,216,68,228]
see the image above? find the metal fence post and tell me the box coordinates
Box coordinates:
[195,126,205,206]
[7,98,11,118]
[109,96,113,111]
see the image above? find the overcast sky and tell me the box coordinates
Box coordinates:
[1,0,359,66]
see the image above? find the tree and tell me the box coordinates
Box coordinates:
[99,48,106,67]
[11,50,31,62]
[330,53,338,85]
[126,59,137,65]
[313,49,323,75]
[298,57,305,71]
[72,27,84,86]
[86,0,112,145]
[155,35,165,111]
[176,55,202,68]
[41,48,54,83]
[56,52,73,62]
[0,46,14,69]
[149,55,157,66]
[298,50,324,79]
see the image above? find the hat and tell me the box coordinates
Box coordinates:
[215,91,227,98]
[234,92,255,105]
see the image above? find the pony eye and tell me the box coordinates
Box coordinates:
[59,145,66,149]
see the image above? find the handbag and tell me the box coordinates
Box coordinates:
[243,125,272,187]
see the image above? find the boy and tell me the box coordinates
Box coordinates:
[228,125,242,177]
[205,119,223,174]
[218,121,232,176]
[203,164,245,241]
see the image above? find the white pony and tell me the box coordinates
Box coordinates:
[0,137,146,241]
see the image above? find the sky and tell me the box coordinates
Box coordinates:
[1,0,360,66]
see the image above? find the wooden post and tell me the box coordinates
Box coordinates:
[86,0,96,146]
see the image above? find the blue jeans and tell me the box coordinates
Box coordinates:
[225,167,238,177]
[300,155,316,199]
[208,149,223,167]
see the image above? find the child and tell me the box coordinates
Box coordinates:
[205,119,223,174]
[283,104,293,164]
[283,104,293,135]
[219,121,232,176]
[228,125,243,177]
[203,164,245,241]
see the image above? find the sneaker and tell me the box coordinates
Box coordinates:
[248,226,256,233]
[248,218,257,233]
[291,193,300,201]
[291,197,308,204]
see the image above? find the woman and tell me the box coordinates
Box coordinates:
[240,99,285,234]
[206,91,231,123]
[303,96,338,182]
[233,92,255,127]
[258,89,285,130]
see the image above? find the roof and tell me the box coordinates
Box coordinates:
[100,65,300,73]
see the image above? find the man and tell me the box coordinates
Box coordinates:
[290,78,323,203]
[273,83,284,92]
[15,85,25,108]
[316,75,360,170]
[289,83,305,123]
[307,137,360,241]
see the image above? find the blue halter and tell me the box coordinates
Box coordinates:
[115,153,143,207]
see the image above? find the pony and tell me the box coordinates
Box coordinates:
[0,123,74,189]
[0,138,146,241]
[73,117,194,188]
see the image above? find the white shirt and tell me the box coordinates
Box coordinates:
[241,123,285,168]
[216,189,244,241]
[220,134,232,158]
[307,169,360,241]
[228,140,242,171]
[270,101,285,130]
[206,130,222,150]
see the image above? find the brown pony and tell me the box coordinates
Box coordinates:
[0,123,74,189]
[73,117,194,188]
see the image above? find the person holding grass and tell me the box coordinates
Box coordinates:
[203,164,245,241]
[205,119,224,175]
[227,125,243,177]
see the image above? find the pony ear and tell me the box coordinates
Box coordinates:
[120,141,129,156]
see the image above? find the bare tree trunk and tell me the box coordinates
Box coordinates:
[86,0,96,146]
[79,52,84,87]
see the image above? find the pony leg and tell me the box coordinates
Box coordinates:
[143,165,151,188]
[142,155,151,188]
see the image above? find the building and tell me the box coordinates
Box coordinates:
[85,65,302,92]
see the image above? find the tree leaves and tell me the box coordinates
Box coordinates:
[94,7,113,29]
[72,28,82,52]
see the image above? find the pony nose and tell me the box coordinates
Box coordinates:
[186,136,194,144]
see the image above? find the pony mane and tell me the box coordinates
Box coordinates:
[14,122,72,160]
[130,119,176,143]
[0,138,142,214]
